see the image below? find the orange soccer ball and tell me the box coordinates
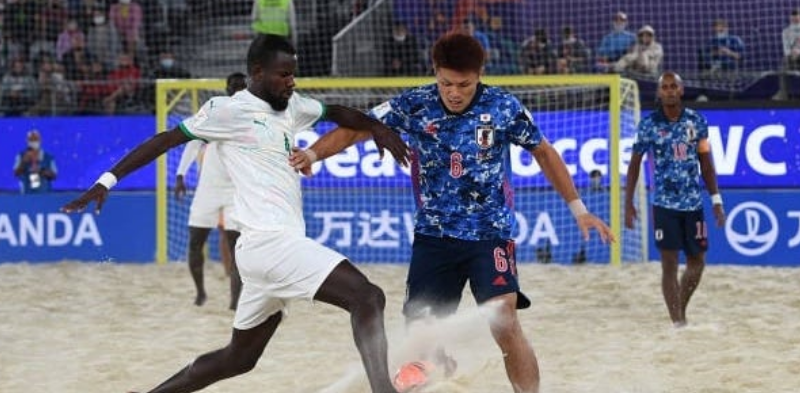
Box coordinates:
[392,360,436,392]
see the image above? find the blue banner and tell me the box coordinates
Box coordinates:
[1,109,798,192]
[0,193,155,262]
[646,190,800,267]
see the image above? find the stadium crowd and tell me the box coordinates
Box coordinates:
[0,0,798,117]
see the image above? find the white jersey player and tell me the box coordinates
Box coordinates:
[174,72,246,310]
[63,34,410,393]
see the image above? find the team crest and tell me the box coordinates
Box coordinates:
[685,121,696,141]
[476,124,495,148]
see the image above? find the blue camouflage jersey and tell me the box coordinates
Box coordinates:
[370,83,543,240]
[633,107,709,211]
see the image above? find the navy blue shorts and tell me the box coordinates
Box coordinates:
[652,206,708,256]
[403,233,531,319]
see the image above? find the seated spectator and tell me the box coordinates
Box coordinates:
[110,0,143,57]
[150,51,191,79]
[782,9,800,71]
[613,25,663,76]
[595,12,636,72]
[520,28,556,75]
[384,23,424,76]
[484,16,520,75]
[699,19,745,73]
[102,53,143,114]
[0,58,38,116]
[27,60,75,116]
[556,26,591,74]
[77,60,112,114]
[62,35,98,80]
[87,6,122,71]
[56,19,86,62]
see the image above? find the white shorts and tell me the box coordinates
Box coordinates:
[188,186,238,230]
[232,229,346,330]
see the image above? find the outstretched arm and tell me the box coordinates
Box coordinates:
[324,104,409,167]
[175,139,203,199]
[530,139,614,243]
[62,128,191,213]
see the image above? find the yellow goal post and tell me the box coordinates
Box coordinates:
[155,75,648,266]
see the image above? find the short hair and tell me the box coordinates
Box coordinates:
[246,34,296,74]
[658,71,684,86]
[227,72,246,85]
[431,32,485,73]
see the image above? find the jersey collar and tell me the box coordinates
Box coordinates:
[236,89,283,112]
[438,83,485,116]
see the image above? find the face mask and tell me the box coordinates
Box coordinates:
[564,37,576,44]
[52,72,64,81]
[28,141,41,150]
[94,16,105,25]
[119,0,131,4]
[160,59,174,68]
[716,32,728,39]
[393,34,407,42]
[613,22,626,32]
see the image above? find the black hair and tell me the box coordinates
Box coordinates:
[246,34,296,74]
[226,71,246,85]
[431,32,486,72]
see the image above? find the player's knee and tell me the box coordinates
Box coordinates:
[355,281,386,313]
[222,349,260,376]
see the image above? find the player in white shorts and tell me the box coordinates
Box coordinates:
[174,72,247,309]
[62,34,410,393]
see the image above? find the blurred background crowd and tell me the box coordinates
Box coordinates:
[0,0,798,117]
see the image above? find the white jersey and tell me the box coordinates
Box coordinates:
[179,89,324,232]
[176,139,234,191]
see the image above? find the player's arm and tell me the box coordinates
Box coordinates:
[324,104,409,166]
[175,139,203,199]
[624,152,645,229]
[529,139,613,243]
[289,127,367,175]
[62,128,191,213]
[698,138,726,227]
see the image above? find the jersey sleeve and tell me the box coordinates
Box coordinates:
[179,97,239,143]
[696,113,709,140]
[175,139,203,176]
[369,94,410,133]
[632,118,653,155]
[506,98,543,150]
[290,93,325,131]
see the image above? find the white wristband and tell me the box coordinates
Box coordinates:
[710,193,723,205]
[95,172,118,190]
[306,148,318,164]
[568,199,589,218]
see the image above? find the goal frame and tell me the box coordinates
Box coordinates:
[155,75,646,266]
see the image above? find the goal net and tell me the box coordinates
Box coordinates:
[156,75,647,265]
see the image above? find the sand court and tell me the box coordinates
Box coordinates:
[1,261,798,393]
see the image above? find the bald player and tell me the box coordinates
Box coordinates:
[625,71,726,327]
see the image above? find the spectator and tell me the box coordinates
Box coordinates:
[27,58,75,115]
[3,0,37,53]
[776,9,800,100]
[520,28,556,75]
[109,0,143,57]
[86,6,122,70]
[462,19,490,53]
[589,169,603,192]
[384,23,424,76]
[0,58,38,116]
[38,0,69,44]
[61,34,97,80]
[556,26,591,74]
[13,130,58,194]
[484,15,520,75]
[596,12,637,72]
[251,0,295,44]
[102,53,142,114]
[613,25,663,76]
[77,59,111,114]
[150,51,191,79]
[56,19,86,61]
[699,19,744,73]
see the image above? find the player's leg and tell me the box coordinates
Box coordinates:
[679,209,709,323]
[217,210,233,276]
[315,260,398,393]
[142,313,282,393]
[188,226,212,306]
[468,238,538,393]
[653,206,685,326]
[224,229,242,311]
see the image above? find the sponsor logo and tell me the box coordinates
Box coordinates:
[725,201,778,256]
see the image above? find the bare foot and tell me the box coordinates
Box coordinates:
[195,292,207,306]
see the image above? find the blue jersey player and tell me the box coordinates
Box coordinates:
[625,71,726,328]
[293,32,613,393]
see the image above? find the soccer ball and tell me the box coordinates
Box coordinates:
[392,360,435,392]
